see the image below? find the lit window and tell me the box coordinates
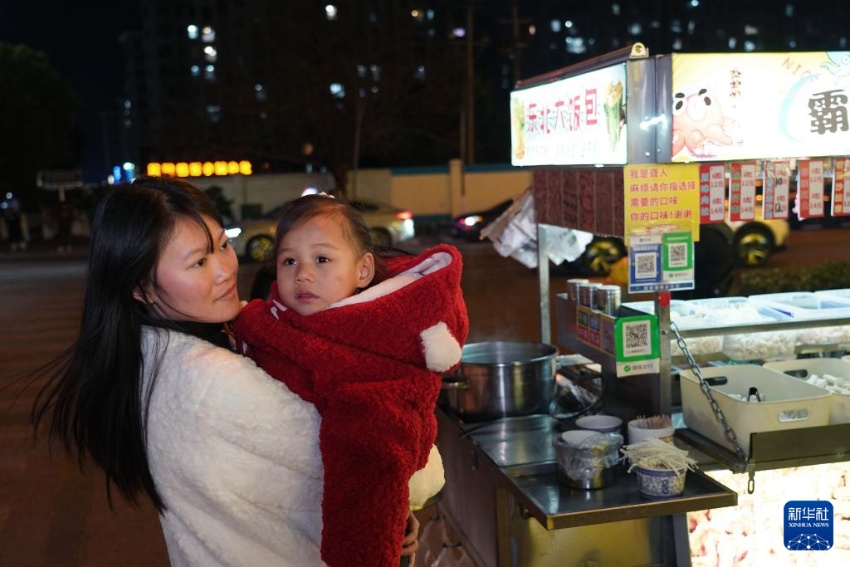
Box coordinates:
[785,4,794,17]
[651,20,660,29]
[565,37,587,54]
[411,9,424,22]
[671,20,682,33]
[329,83,345,98]
[840,37,847,48]
[788,39,797,48]
[744,41,756,51]
[191,65,200,77]
[370,64,380,81]
[206,105,221,123]
[690,0,700,6]
[255,84,267,101]
[550,20,561,33]
[688,21,696,34]
[612,3,620,16]
[357,64,367,78]
[205,65,215,81]
[452,27,465,38]
[728,38,737,49]
[123,99,132,110]
[371,86,379,94]
[415,65,426,80]
[426,9,434,20]
[744,25,758,36]
[629,22,642,35]
[325,4,338,20]
[528,24,536,36]
[202,26,215,43]
[565,20,573,29]
[673,38,683,50]
[187,25,199,40]
[204,46,218,62]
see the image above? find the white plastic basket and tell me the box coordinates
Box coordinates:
[763,358,850,424]
[748,291,850,320]
[679,365,831,453]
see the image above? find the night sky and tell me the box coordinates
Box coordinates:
[0,2,141,181]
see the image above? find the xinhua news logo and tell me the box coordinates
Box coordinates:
[784,500,834,551]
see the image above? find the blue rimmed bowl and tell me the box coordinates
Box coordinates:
[633,465,687,498]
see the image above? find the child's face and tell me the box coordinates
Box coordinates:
[275,215,375,316]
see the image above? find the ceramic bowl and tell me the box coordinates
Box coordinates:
[575,414,623,434]
[633,465,687,498]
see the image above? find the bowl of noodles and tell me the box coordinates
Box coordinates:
[621,437,698,498]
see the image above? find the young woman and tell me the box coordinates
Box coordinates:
[233,194,469,567]
[30,178,418,565]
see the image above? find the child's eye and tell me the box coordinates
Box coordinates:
[194,258,207,268]
[316,256,330,264]
[281,257,296,266]
[220,240,230,251]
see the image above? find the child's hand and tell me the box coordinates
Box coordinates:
[401,509,420,561]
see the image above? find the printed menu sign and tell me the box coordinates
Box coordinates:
[729,162,756,222]
[834,158,850,217]
[798,159,825,218]
[698,163,726,223]
[763,161,790,220]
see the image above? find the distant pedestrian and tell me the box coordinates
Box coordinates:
[56,201,74,252]
[3,207,26,252]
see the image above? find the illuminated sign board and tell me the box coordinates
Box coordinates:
[670,52,850,162]
[510,63,628,166]
[146,160,253,178]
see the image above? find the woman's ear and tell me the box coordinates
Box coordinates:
[357,253,376,289]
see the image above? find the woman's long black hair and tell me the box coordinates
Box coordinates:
[31,176,223,512]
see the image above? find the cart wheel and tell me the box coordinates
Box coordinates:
[247,235,275,263]
[733,224,774,267]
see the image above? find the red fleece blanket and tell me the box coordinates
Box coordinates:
[233,244,468,567]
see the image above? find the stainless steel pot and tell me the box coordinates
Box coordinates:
[442,341,558,422]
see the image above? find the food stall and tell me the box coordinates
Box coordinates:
[432,44,850,566]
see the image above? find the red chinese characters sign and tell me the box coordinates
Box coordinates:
[798,159,825,218]
[834,158,850,217]
[698,164,726,223]
[762,161,790,220]
[729,162,757,222]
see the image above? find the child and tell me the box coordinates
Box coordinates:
[233,194,469,567]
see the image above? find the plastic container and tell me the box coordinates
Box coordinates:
[679,365,831,454]
[553,431,623,490]
[633,466,687,499]
[748,291,850,320]
[763,358,850,424]
[688,296,796,360]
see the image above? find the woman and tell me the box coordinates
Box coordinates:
[30,177,417,566]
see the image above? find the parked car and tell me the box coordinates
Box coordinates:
[448,198,515,241]
[225,198,415,263]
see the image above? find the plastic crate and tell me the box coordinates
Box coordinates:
[763,358,850,424]
[680,365,831,453]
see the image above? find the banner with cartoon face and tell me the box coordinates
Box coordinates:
[670,52,850,162]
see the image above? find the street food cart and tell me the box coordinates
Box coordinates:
[433,44,850,566]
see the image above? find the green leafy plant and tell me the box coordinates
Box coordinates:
[736,261,850,295]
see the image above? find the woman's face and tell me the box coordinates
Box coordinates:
[142,215,241,323]
[275,215,374,316]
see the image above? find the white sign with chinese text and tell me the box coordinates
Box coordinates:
[510,63,628,166]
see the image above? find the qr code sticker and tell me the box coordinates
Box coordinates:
[667,242,687,268]
[623,320,652,357]
[634,252,657,279]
